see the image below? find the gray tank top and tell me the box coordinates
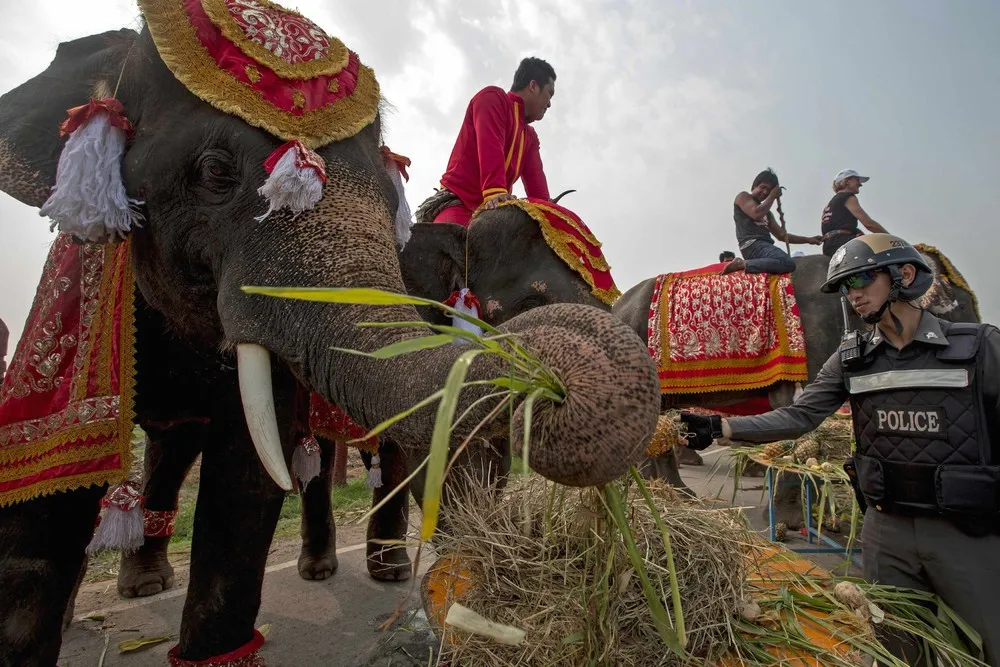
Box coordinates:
[734,202,773,249]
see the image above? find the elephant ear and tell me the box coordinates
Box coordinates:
[398,222,467,324]
[0,30,136,209]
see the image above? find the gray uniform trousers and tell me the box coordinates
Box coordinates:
[862,509,1000,666]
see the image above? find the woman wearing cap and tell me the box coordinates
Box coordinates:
[820,169,888,257]
[678,234,1000,666]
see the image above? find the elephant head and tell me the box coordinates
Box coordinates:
[399,211,612,327]
[0,26,657,489]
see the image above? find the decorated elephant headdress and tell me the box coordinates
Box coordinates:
[41,0,412,246]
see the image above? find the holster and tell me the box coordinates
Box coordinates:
[843,458,868,514]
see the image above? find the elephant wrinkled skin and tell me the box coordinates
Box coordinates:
[0,27,659,664]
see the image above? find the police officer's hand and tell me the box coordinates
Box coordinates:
[676,412,723,450]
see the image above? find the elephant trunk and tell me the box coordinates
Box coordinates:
[218,156,659,488]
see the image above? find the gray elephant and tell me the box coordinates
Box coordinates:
[613,253,979,522]
[115,212,616,598]
[0,8,659,665]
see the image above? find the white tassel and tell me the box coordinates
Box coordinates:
[40,101,143,243]
[366,454,383,489]
[451,288,484,337]
[87,481,145,554]
[256,140,326,222]
[292,436,322,488]
[385,161,412,249]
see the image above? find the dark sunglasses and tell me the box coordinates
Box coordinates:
[839,269,882,294]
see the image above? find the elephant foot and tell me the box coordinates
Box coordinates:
[765,478,806,531]
[118,536,174,599]
[676,447,704,467]
[298,529,339,581]
[367,541,411,582]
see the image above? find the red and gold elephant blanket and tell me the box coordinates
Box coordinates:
[0,234,135,507]
[648,263,808,394]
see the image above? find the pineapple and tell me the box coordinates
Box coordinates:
[646,415,680,457]
[774,522,788,541]
[794,438,821,463]
[761,441,791,461]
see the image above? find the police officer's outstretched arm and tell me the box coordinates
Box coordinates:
[678,351,849,449]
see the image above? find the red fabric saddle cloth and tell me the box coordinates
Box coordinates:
[648,263,808,395]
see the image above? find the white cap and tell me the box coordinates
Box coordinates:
[834,169,869,184]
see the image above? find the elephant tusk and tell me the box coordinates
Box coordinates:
[237,343,293,491]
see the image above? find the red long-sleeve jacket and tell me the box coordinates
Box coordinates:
[440,86,550,212]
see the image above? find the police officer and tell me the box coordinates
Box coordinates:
[679,234,1000,666]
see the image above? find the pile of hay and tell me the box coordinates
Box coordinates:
[428,475,751,666]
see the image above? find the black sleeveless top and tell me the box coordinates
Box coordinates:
[821,192,860,256]
[734,202,772,249]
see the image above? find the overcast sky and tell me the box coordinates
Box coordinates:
[1,0,998,353]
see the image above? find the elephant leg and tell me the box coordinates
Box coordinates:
[63,558,88,631]
[298,436,338,581]
[0,485,105,666]
[364,439,411,582]
[638,450,696,498]
[118,421,204,598]
[675,446,704,467]
[174,408,289,660]
[764,473,806,531]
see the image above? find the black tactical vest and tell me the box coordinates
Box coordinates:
[845,322,999,524]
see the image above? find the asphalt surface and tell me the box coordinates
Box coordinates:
[59,446,861,666]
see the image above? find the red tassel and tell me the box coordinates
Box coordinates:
[60,98,133,139]
[87,480,145,554]
[380,145,411,182]
[262,140,327,182]
[444,289,482,313]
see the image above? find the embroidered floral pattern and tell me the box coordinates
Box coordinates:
[649,268,808,394]
[143,508,179,537]
[0,396,119,449]
[224,0,329,64]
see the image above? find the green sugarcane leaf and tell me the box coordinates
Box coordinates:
[420,349,481,541]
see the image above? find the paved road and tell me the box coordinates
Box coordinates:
[59,447,860,665]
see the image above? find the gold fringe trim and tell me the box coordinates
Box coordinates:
[201,0,350,80]
[659,370,808,395]
[0,469,135,508]
[138,0,380,149]
[914,243,981,321]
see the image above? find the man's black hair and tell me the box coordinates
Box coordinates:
[752,168,780,189]
[719,251,736,262]
[512,57,556,91]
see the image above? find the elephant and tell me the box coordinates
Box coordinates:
[613,253,980,525]
[0,21,660,666]
[116,212,615,598]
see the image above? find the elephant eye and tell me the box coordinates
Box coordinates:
[195,150,239,191]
